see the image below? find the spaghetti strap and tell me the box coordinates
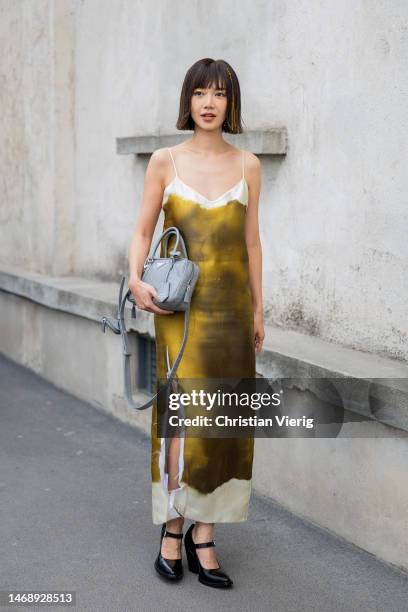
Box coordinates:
[167,148,178,178]
[242,149,245,180]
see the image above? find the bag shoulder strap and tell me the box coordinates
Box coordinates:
[123,292,191,411]
[101,276,191,411]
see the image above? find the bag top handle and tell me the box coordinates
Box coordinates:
[150,226,187,259]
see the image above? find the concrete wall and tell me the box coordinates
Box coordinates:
[1,1,407,359]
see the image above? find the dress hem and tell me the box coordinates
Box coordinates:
[151,478,252,525]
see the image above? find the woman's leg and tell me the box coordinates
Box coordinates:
[161,437,184,559]
[192,522,220,569]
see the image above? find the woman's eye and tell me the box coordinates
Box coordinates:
[193,90,226,96]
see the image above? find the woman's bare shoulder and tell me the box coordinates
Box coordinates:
[242,149,261,171]
[142,149,172,192]
[241,150,261,187]
[146,148,172,181]
[150,147,171,166]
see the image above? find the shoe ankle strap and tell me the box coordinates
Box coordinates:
[194,540,215,548]
[164,530,183,539]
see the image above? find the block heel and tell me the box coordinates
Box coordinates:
[185,546,199,573]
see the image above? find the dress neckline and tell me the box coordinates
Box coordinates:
[164,175,248,204]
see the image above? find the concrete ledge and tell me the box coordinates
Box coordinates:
[0,263,155,337]
[116,129,288,156]
[1,262,408,432]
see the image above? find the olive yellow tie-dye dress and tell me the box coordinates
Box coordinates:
[151,147,255,524]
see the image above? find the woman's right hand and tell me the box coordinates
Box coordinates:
[128,276,174,315]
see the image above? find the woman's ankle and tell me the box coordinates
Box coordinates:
[192,522,215,542]
[165,517,184,533]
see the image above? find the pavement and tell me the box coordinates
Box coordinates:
[1,354,407,612]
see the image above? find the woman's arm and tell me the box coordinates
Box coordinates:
[127,149,174,315]
[245,152,265,353]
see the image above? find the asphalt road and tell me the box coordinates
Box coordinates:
[1,355,407,612]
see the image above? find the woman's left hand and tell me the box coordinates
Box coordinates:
[254,311,265,353]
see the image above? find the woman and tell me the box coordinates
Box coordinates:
[128,58,264,588]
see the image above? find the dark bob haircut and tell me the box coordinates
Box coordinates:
[176,58,244,134]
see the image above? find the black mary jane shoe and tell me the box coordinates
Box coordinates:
[184,524,233,588]
[154,523,184,581]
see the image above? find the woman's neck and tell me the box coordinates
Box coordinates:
[187,127,230,154]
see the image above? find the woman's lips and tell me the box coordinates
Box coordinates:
[201,115,216,121]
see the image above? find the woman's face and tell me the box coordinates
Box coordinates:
[190,81,228,131]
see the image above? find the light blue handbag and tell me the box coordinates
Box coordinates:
[100,226,200,410]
